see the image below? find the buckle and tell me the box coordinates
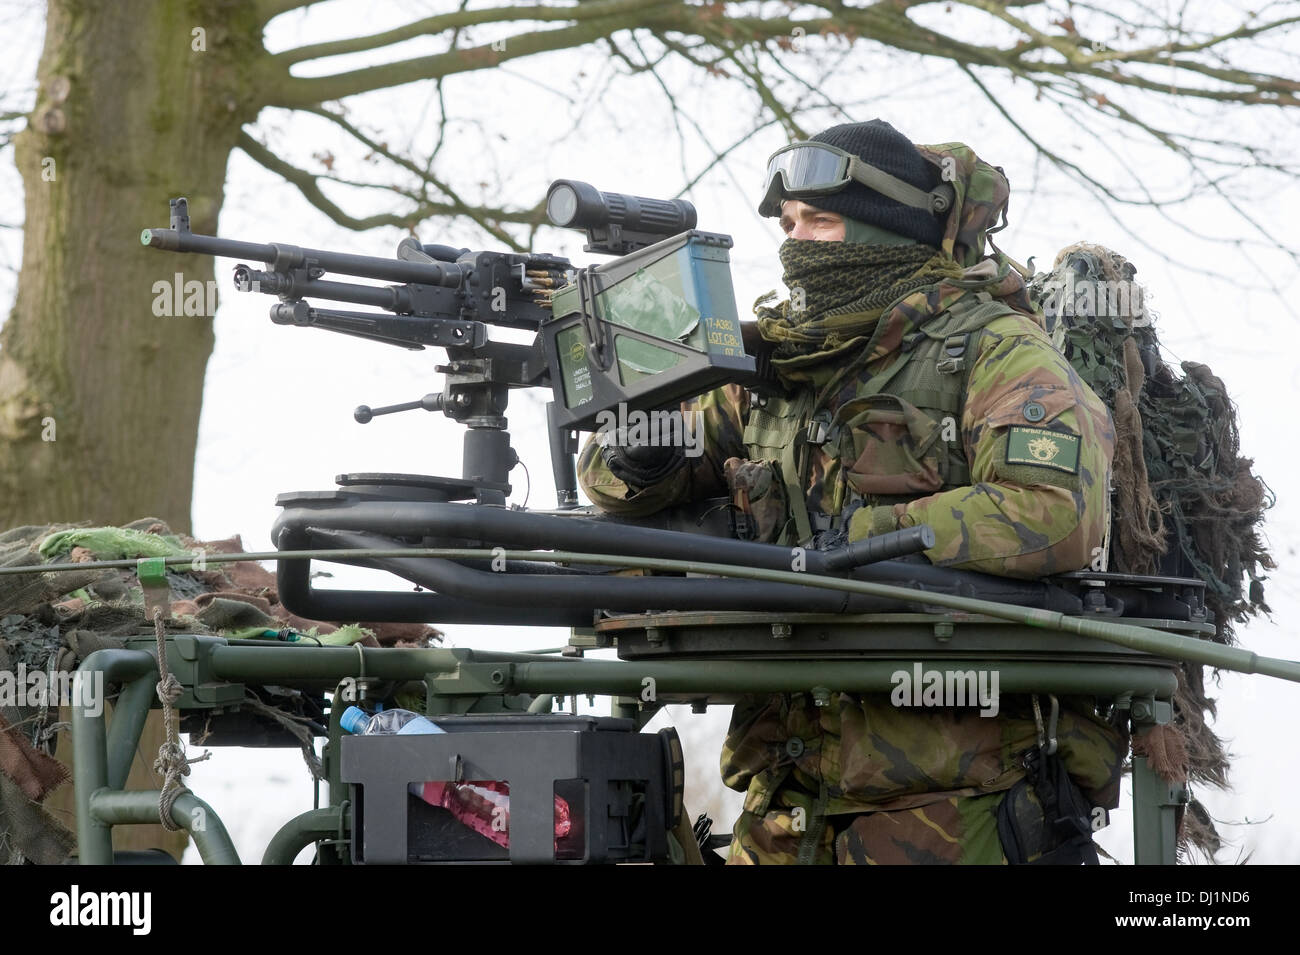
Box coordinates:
[805,410,833,446]
[1031,694,1059,756]
[936,334,968,375]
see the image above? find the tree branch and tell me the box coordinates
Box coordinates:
[946,1,1300,104]
[272,0,667,66]
[236,129,538,242]
[677,117,781,197]
[271,6,681,107]
[229,0,1299,268]
[301,106,536,249]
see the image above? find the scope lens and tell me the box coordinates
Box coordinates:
[546,185,579,227]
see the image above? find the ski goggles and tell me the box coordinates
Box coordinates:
[758,141,954,219]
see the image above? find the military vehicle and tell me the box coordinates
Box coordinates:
[31,186,1296,865]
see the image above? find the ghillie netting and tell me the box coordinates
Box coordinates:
[0,517,442,864]
[1029,243,1275,862]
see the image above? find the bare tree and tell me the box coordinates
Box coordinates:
[1,0,1296,531]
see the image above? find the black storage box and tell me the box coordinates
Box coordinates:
[340,713,673,864]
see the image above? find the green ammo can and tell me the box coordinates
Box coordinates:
[542,230,755,432]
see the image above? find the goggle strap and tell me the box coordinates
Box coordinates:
[848,157,955,215]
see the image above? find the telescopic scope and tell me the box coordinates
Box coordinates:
[545,180,696,255]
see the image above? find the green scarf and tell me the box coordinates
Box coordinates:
[754,239,965,395]
[756,239,962,357]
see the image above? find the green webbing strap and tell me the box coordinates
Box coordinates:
[781,390,816,546]
[796,780,831,865]
[856,349,912,401]
[848,156,955,215]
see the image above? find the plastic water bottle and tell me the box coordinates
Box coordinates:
[339,706,445,736]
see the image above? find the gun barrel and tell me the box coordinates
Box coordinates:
[233,266,427,312]
[141,228,273,262]
[142,228,468,288]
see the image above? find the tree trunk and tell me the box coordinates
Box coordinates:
[2,0,266,859]
[0,0,262,533]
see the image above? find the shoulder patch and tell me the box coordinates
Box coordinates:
[1005,426,1080,474]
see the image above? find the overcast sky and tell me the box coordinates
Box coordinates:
[2,0,1297,865]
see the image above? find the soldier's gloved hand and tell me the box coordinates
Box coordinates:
[811,525,847,550]
[599,428,685,487]
[845,502,900,543]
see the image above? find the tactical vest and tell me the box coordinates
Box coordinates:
[742,293,1026,545]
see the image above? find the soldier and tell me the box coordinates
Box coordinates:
[578,120,1127,864]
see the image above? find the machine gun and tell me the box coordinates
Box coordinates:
[77,187,1299,866]
[143,185,755,508]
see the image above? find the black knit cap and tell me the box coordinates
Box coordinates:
[803,120,944,248]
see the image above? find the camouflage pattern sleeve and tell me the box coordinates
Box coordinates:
[577,383,749,517]
[900,314,1114,578]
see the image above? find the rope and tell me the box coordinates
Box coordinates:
[150,609,209,830]
[239,694,325,781]
[36,721,70,748]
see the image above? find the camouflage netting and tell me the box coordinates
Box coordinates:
[0,516,443,864]
[1029,244,1275,862]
